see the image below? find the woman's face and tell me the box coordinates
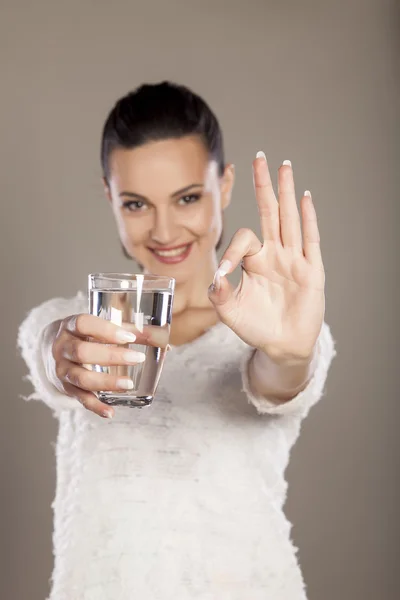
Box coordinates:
[105,135,234,284]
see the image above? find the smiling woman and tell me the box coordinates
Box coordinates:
[18,81,336,599]
[104,135,233,287]
[101,82,228,272]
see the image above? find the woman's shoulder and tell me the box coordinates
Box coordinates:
[29,290,87,317]
[19,291,87,336]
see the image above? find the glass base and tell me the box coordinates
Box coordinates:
[98,393,153,408]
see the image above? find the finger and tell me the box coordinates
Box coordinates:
[62,314,137,345]
[118,323,170,349]
[63,363,137,394]
[62,338,146,366]
[208,228,262,305]
[62,382,114,419]
[277,160,302,249]
[216,227,263,276]
[301,191,324,268]
[253,152,280,242]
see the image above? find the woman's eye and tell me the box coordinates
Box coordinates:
[178,194,201,206]
[123,200,148,212]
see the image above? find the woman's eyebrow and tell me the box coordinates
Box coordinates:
[118,183,203,202]
[119,191,148,201]
[170,184,203,198]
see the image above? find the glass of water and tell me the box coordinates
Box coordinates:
[88,273,175,408]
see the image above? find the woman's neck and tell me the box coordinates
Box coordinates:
[171,259,217,316]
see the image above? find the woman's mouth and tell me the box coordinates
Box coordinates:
[149,243,193,264]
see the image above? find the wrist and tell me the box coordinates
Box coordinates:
[250,343,319,401]
[258,343,317,368]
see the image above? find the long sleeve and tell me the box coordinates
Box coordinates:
[17,291,87,416]
[241,321,336,417]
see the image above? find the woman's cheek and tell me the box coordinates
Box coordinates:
[192,201,219,238]
[201,206,222,246]
[121,218,148,254]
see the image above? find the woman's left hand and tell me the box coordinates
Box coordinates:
[209,153,325,364]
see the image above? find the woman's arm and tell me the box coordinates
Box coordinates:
[247,344,319,404]
[242,321,336,416]
[17,293,87,415]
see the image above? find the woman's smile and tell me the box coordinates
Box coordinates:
[148,242,193,264]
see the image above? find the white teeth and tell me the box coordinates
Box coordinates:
[154,245,189,257]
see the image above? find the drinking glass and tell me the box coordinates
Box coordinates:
[88,273,175,407]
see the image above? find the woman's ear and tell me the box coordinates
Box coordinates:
[220,163,235,210]
[102,177,112,203]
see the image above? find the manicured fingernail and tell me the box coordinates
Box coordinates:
[217,259,232,277]
[212,271,221,292]
[117,378,134,390]
[282,159,292,167]
[123,351,146,363]
[304,190,312,198]
[102,409,113,419]
[256,151,266,160]
[116,330,136,343]
[212,260,231,292]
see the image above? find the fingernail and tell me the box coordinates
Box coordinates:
[256,151,266,160]
[116,330,137,343]
[282,159,292,167]
[212,259,232,291]
[304,190,312,198]
[117,378,134,390]
[212,271,221,292]
[217,259,232,277]
[102,409,113,419]
[123,351,146,363]
[212,263,228,292]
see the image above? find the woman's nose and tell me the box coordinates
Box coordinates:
[150,211,179,245]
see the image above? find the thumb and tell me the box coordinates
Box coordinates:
[208,260,236,310]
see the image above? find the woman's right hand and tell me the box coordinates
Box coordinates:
[41,314,145,419]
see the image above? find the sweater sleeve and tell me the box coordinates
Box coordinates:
[17,291,87,416]
[241,321,336,417]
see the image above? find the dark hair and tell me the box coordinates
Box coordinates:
[101,81,226,255]
[101,81,225,182]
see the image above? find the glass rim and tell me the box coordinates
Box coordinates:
[89,272,175,283]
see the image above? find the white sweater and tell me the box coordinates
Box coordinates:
[18,292,336,600]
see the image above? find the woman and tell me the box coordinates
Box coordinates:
[19,82,336,599]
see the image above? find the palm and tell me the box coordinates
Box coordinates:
[211,155,325,361]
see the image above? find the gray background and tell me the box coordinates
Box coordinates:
[1,0,399,598]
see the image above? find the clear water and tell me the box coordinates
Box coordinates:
[89,288,173,407]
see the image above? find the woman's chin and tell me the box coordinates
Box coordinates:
[148,262,192,282]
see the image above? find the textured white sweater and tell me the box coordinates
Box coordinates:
[18,292,336,600]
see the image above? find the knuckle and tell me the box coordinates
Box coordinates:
[65,368,81,388]
[62,314,77,333]
[54,362,65,381]
[109,348,123,364]
[74,314,87,334]
[63,339,74,361]
[236,227,251,238]
[258,204,274,218]
[52,331,67,359]
[80,395,93,411]
[71,341,85,363]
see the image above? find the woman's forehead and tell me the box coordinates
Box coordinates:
[108,137,218,196]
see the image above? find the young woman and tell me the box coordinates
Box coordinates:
[19,82,336,599]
